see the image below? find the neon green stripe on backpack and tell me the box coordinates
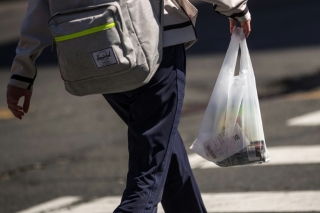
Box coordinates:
[55,22,116,42]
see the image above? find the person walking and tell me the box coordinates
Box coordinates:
[6,0,251,212]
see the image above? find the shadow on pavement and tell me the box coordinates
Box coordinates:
[261,69,320,99]
[182,69,320,116]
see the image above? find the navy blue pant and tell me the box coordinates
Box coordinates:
[103,45,207,213]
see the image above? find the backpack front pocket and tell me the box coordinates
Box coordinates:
[49,3,136,82]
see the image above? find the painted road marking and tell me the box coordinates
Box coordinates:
[16,196,81,213]
[18,191,320,213]
[0,107,14,120]
[189,145,320,169]
[287,110,320,126]
[50,196,122,213]
[200,191,320,212]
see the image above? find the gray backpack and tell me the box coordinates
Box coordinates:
[48,0,163,96]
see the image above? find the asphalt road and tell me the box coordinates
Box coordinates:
[1,0,320,213]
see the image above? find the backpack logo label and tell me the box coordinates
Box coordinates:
[91,47,117,69]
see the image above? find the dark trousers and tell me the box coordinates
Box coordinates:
[103,44,207,213]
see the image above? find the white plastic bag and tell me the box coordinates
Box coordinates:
[190,28,270,167]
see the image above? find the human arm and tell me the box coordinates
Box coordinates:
[7,0,52,119]
[201,0,251,37]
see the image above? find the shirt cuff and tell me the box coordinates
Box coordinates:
[235,10,251,22]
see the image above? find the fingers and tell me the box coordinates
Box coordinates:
[7,101,23,111]
[8,106,24,119]
[229,19,236,34]
[230,18,251,38]
[6,85,32,120]
[23,94,32,113]
[240,19,251,38]
[7,101,24,120]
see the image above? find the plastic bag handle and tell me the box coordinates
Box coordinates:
[225,28,250,137]
[220,28,241,76]
[228,28,252,76]
[238,30,254,76]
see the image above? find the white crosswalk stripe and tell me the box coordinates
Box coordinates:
[189,145,320,169]
[16,196,81,213]
[287,110,320,126]
[201,191,320,212]
[17,191,320,213]
[50,196,121,213]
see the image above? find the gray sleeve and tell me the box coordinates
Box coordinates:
[201,0,251,22]
[9,0,52,90]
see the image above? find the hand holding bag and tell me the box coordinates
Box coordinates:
[190,28,270,167]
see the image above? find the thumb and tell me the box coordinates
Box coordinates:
[23,94,32,113]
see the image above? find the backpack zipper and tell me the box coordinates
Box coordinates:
[54,22,116,42]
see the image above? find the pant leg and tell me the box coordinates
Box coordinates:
[103,44,205,213]
[161,131,207,213]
